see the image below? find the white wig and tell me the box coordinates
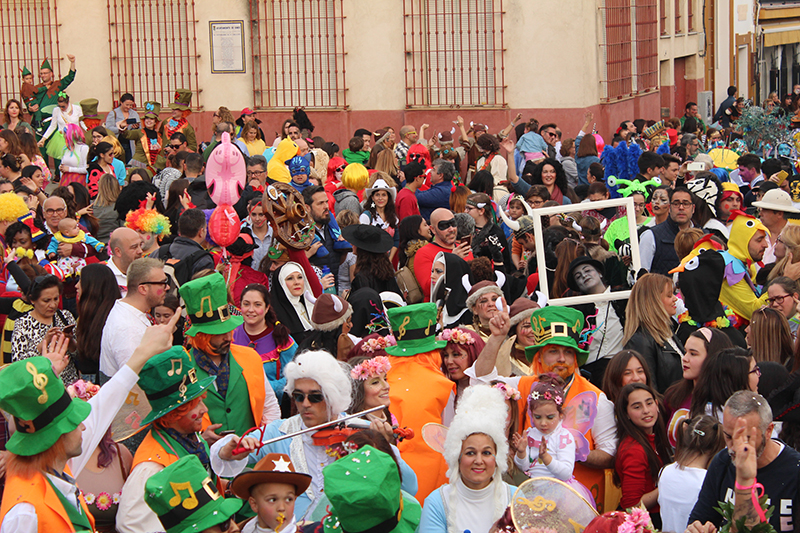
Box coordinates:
[442,385,509,533]
[284,350,353,418]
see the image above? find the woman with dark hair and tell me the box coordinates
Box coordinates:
[163,178,192,240]
[468,169,495,197]
[2,99,33,135]
[602,350,655,404]
[0,129,21,158]
[526,158,577,205]
[343,224,402,296]
[233,283,297,413]
[689,347,757,420]
[11,274,78,383]
[551,238,587,298]
[87,141,119,195]
[90,125,109,146]
[464,192,510,268]
[475,133,508,201]
[74,264,122,378]
[0,154,22,183]
[16,131,51,186]
[359,174,400,261]
[575,133,601,187]
[68,181,100,237]
[397,214,431,270]
[614,382,673,527]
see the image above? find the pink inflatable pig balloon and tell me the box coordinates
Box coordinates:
[206,132,246,206]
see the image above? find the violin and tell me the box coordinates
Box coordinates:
[311,420,415,447]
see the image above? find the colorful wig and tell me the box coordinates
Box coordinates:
[64,124,84,151]
[0,193,30,223]
[125,207,171,238]
[327,156,347,184]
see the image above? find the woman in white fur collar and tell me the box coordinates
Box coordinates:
[419,385,516,533]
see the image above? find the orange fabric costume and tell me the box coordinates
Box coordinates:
[387,349,455,501]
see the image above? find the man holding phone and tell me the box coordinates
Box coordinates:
[413,208,473,301]
[105,93,140,163]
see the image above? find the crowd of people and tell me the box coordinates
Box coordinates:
[0,57,796,533]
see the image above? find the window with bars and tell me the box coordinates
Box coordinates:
[107,0,200,110]
[600,0,658,100]
[403,0,505,108]
[675,0,682,33]
[249,0,346,109]
[636,0,659,92]
[0,0,61,107]
[660,0,668,35]
[688,0,694,31]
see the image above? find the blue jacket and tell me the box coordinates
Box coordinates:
[416,181,452,221]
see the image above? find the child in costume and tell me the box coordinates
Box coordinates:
[231,453,312,533]
[512,373,596,507]
[46,217,104,277]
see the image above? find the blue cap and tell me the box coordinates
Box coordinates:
[287,156,311,177]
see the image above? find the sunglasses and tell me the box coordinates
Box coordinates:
[292,391,325,404]
[168,144,182,150]
[437,218,456,231]
[336,165,346,172]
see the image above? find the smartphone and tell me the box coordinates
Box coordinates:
[776,170,789,185]
[61,324,76,336]
[126,118,137,124]
[459,235,472,246]
[687,162,705,172]
[219,430,236,436]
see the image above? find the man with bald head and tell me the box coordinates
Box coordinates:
[295,137,310,157]
[413,208,473,301]
[394,125,419,166]
[106,227,144,296]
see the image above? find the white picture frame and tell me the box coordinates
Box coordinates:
[532,196,640,306]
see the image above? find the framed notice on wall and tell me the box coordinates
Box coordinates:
[210,21,245,73]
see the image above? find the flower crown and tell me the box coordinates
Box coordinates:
[493,382,521,401]
[360,335,396,354]
[437,328,475,345]
[350,356,392,381]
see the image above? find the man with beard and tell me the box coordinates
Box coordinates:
[180,273,280,446]
[470,305,617,510]
[302,185,350,290]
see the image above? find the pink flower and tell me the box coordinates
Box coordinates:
[95,492,113,511]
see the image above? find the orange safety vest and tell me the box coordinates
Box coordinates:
[199,344,267,433]
[387,350,455,502]
[131,430,180,470]
[0,469,96,532]
[517,372,607,511]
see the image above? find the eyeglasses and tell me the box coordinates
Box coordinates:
[140,279,170,288]
[633,202,645,209]
[776,236,784,244]
[437,218,457,231]
[749,366,762,377]
[766,294,792,306]
[44,207,66,216]
[292,391,325,404]
[246,170,265,177]
[168,144,182,150]
[671,201,693,209]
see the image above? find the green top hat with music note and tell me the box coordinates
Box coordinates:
[179,272,243,337]
[0,356,92,456]
[385,302,446,357]
[145,455,244,533]
[138,346,216,426]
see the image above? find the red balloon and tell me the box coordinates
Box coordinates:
[208,204,240,247]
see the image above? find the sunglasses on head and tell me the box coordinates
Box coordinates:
[437,218,456,231]
[292,391,325,404]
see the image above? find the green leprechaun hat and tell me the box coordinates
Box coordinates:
[179,272,243,337]
[385,302,446,357]
[525,306,589,365]
[169,88,192,111]
[145,455,243,533]
[79,98,99,120]
[322,446,422,533]
[40,58,52,71]
[138,346,216,426]
[0,357,91,456]
[20,65,31,77]
[142,101,162,120]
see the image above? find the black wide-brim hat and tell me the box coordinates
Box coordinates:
[566,255,606,293]
[341,224,393,254]
[768,370,800,423]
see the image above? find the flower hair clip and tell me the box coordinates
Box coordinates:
[350,356,392,381]
[619,507,657,533]
[493,382,521,401]
[360,336,396,354]
[436,329,476,345]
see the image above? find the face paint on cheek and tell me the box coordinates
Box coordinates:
[190,413,199,420]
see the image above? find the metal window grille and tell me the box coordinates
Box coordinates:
[600,0,633,100]
[687,0,694,31]
[250,0,346,109]
[403,0,505,108]
[675,0,681,33]
[635,0,658,92]
[107,0,201,110]
[0,0,61,107]
[660,0,667,35]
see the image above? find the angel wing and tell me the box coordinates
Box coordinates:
[562,391,598,462]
